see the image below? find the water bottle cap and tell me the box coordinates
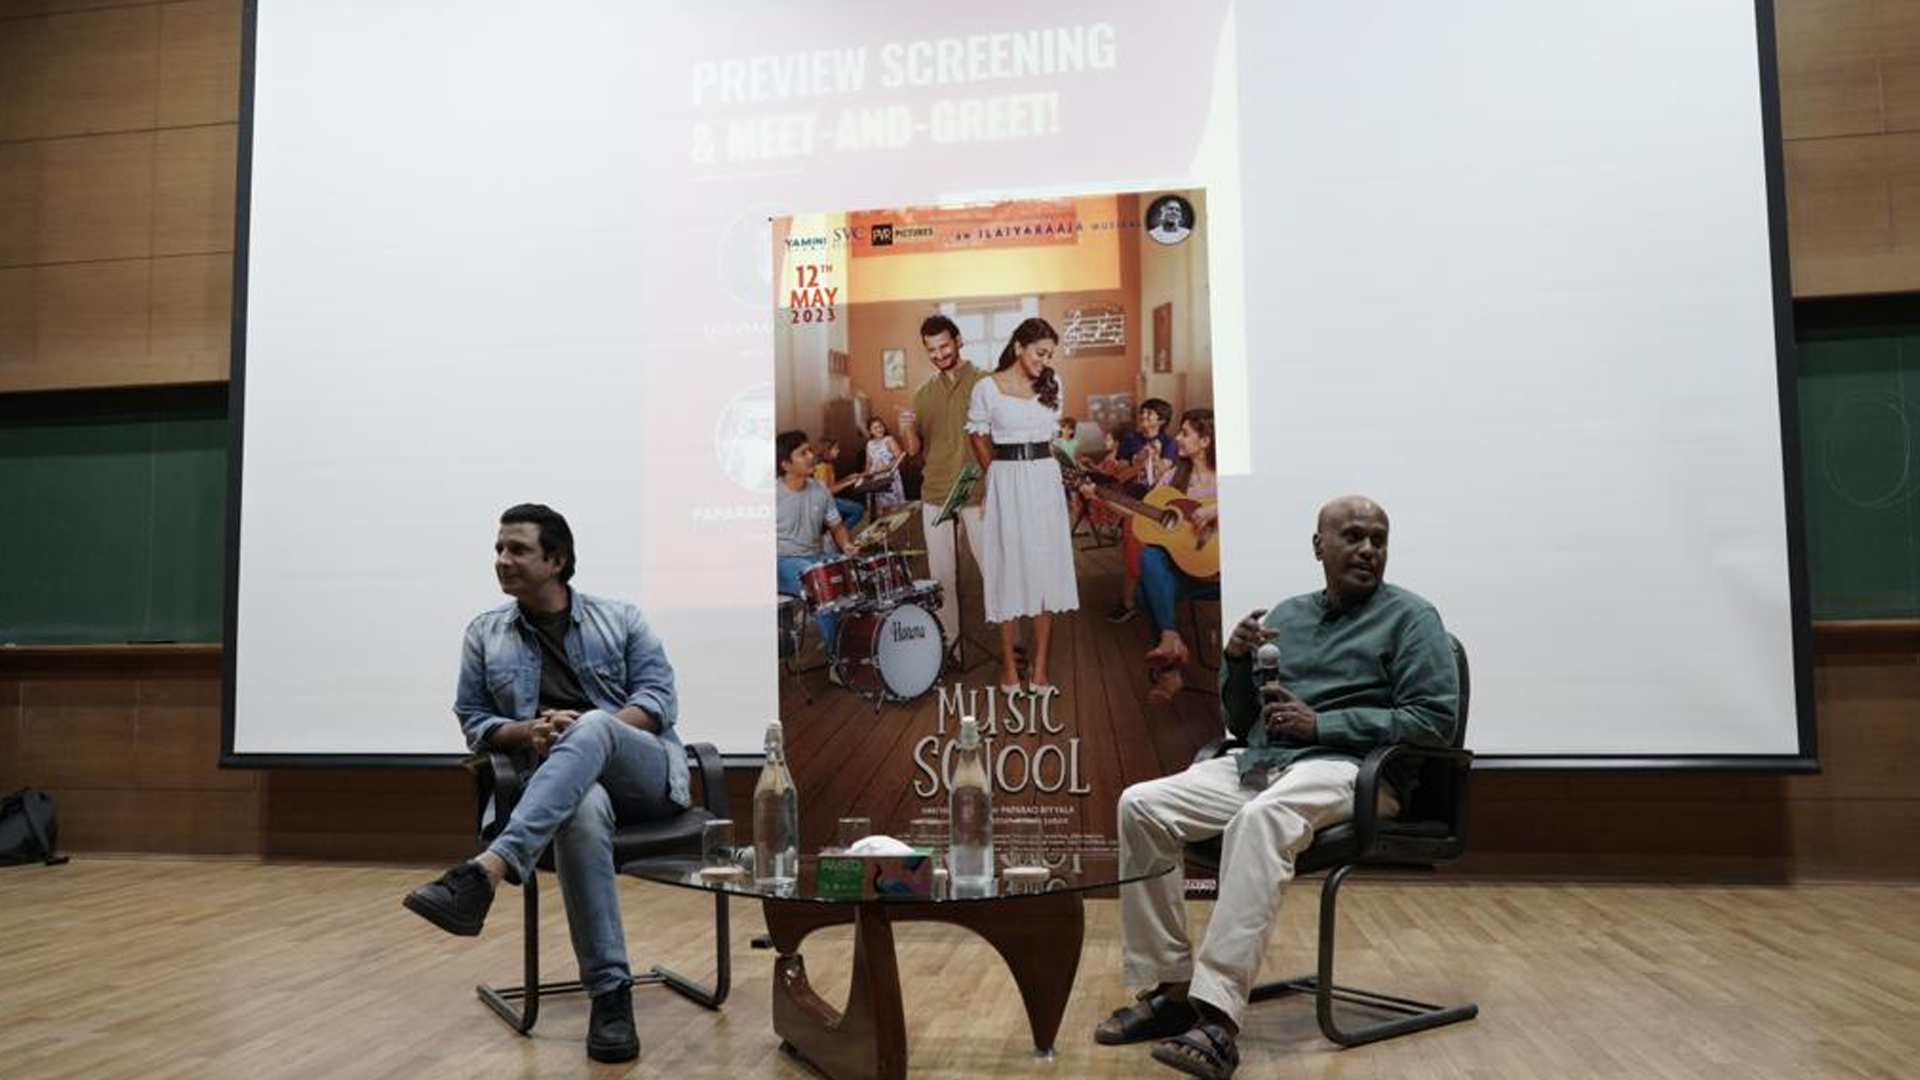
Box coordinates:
[957,715,980,748]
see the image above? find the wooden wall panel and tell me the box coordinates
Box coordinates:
[1777,0,1882,140]
[0,0,232,393]
[0,268,31,372]
[153,123,234,254]
[0,650,260,857]
[38,131,155,262]
[1885,1,1920,131]
[1778,0,1920,295]
[135,672,247,790]
[0,15,48,142]
[35,5,159,138]
[0,678,19,784]
[260,768,470,863]
[0,141,41,265]
[17,674,141,788]
[157,0,240,127]
[35,258,151,378]
[150,252,231,379]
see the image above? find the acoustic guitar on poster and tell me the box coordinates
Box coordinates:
[1059,453,1220,580]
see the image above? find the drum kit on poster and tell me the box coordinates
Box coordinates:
[781,502,947,706]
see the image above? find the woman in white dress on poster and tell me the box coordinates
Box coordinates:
[966,317,1080,695]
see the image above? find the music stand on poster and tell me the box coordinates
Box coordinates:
[933,462,999,673]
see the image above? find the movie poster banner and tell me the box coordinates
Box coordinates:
[772,190,1223,857]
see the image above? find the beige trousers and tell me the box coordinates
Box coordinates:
[919,501,983,648]
[1118,755,1398,1025]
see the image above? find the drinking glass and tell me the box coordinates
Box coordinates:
[701,818,737,869]
[906,818,948,897]
[1004,816,1045,868]
[836,816,873,853]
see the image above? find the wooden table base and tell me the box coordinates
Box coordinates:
[762,891,1087,1080]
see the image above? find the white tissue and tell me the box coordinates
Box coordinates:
[846,835,916,856]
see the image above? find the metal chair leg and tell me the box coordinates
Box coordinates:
[646,891,731,1008]
[477,871,733,1033]
[1249,865,1478,1047]
[476,867,552,1035]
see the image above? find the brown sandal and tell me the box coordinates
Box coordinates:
[1151,1021,1240,1080]
[1093,988,1199,1045]
[1146,664,1185,705]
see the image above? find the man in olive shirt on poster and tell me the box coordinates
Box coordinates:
[901,314,986,664]
[1094,496,1460,1080]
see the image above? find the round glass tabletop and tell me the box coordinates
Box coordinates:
[623,852,1172,904]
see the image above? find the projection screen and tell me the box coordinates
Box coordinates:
[224,0,1813,767]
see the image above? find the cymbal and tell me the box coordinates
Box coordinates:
[849,501,921,548]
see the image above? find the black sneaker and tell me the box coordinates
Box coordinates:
[1107,604,1138,624]
[587,982,640,1063]
[402,861,495,936]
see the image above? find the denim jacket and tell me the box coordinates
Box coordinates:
[454,589,689,807]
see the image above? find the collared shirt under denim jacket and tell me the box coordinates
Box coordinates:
[454,589,690,808]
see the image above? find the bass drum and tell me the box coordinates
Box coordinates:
[833,602,945,702]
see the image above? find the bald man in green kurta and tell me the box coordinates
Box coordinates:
[1095,496,1460,1080]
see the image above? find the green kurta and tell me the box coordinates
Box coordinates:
[1219,582,1459,795]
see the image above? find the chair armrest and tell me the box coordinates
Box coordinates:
[685,742,729,818]
[1350,744,1474,848]
[463,750,529,845]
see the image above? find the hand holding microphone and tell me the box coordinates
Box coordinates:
[1253,640,1318,743]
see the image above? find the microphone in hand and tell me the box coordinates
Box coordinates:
[1254,642,1282,687]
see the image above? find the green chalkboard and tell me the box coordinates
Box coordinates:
[1795,298,1920,620]
[0,386,227,645]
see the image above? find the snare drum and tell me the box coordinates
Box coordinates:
[833,602,945,702]
[799,556,861,613]
[855,551,914,606]
[902,578,944,613]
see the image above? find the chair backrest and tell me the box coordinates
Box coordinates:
[1448,632,1470,747]
[1403,633,1471,823]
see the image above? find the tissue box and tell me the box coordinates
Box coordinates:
[816,851,935,899]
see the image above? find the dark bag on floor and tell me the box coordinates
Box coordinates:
[0,787,69,866]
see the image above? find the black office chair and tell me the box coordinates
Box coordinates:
[465,741,732,1034]
[1184,633,1477,1047]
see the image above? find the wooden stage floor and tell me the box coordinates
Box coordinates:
[2,859,1914,1080]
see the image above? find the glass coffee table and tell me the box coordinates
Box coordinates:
[624,854,1171,1080]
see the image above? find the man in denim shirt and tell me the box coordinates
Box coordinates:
[404,503,685,1063]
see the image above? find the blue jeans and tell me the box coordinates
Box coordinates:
[835,498,865,531]
[1136,546,1221,637]
[778,553,840,657]
[486,710,678,995]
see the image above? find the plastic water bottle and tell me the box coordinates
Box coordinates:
[753,720,799,887]
[948,716,994,892]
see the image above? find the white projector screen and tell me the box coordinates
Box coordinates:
[225,0,1813,766]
